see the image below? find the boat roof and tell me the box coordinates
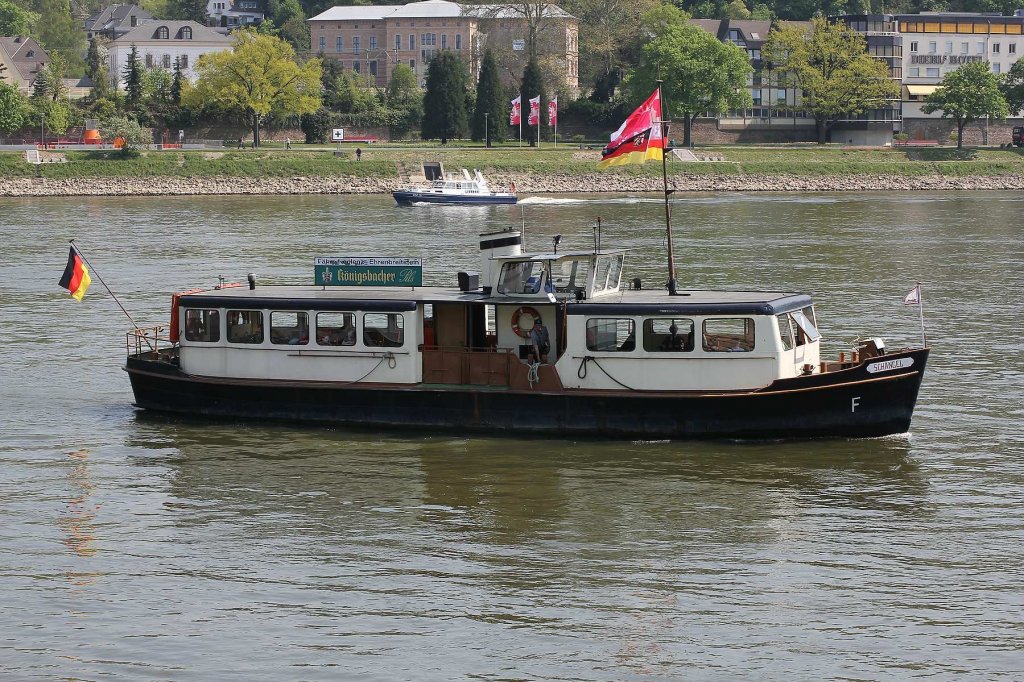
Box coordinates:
[179,286,812,316]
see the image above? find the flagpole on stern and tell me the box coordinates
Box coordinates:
[657,79,678,296]
[917,282,927,347]
[70,239,154,350]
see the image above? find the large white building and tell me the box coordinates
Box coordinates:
[899,11,1024,119]
[109,21,232,87]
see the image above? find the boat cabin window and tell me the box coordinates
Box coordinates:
[592,254,624,294]
[777,314,795,351]
[551,258,589,294]
[227,310,264,344]
[643,318,695,352]
[702,318,755,353]
[363,313,404,348]
[270,311,309,345]
[791,308,821,344]
[586,318,636,352]
[497,261,545,295]
[184,309,220,342]
[316,312,356,346]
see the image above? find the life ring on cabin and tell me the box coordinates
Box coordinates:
[511,306,542,338]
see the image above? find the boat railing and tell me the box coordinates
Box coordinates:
[421,345,515,386]
[126,325,175,357]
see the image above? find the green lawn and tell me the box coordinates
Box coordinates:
[2,144,1021,181]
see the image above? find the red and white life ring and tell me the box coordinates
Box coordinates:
[511,306,541,338]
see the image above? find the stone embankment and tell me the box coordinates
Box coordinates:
[2,172,1022,197]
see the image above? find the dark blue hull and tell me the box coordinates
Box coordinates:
[126,349,928,440]
[393,191,517,205]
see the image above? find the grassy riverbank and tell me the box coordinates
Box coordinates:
[2,145,1023,183]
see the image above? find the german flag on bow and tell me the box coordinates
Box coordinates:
[598,89,664,169]
[58,244,92,301]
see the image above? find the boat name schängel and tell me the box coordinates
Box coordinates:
[866,357,914,374]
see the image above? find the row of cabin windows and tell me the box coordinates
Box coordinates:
[585,318,757,353]
[184,309,405,348]
[582,309,819,354]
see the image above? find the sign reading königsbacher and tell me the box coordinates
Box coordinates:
[314,257,422,287]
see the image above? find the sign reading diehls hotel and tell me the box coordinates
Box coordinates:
[910,55,987,65]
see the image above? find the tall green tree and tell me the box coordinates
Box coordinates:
[763,16,898,143]
[123,44,144,111]
[167,0,206,22]
[628,23,751,146]
[29,0,85,74]
[1002,58,1024,117]
[922,61,1010,149]
[186,30,322,146]
[471,50,506,144]
[562,0,659,99]
[386,62,423,138]
[0,0,38,36]
[0,81,30,133]
[421,51,470,144]
[170,57,184,106]
[519,57,545,146]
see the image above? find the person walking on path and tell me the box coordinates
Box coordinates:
[285,137,292,150]
[237,136,244,150]
[355,147,362,161]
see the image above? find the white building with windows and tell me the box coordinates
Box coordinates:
[206,0,266,34]
[899,11,1024,118]
[109,21,232,88]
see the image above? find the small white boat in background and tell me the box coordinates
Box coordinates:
[393,164,517,205]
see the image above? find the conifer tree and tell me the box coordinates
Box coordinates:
[471,50,506,145]
[171,57,184,105]
[519,57,545,146]
[421,51,470,144]
[123,44,144,111]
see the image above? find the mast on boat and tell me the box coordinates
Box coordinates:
[657,79,679,297]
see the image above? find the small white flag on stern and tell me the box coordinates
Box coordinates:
[903,284,921,306]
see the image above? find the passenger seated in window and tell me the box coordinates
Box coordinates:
[661,324,686,351]
[525,274,541,294]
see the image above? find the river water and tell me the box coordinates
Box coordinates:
[1,192,1022,680]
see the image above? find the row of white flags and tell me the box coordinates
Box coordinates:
[510,96,557,126]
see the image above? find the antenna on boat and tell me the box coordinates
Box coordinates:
[657,79,679,296]
[521,203,526,250]
[593,216,602,253]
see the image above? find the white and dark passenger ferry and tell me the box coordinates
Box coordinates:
[125,230,929,439]
[392,168,517,205]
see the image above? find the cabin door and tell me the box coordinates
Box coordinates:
[433,303,467,349]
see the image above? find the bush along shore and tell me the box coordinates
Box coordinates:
[2,172,1023,196]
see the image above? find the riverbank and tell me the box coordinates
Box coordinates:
[2,146,1022,196]
[2,172,1023,196]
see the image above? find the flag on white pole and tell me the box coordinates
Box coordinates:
[528,96,540,125]
[903,284,921,306]
[510,96,521,126]
[548,97,558,126]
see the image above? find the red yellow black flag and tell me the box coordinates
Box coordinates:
[58,244,92,301]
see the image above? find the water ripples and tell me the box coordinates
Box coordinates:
[1,192,1023,679]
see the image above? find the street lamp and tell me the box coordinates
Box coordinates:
[40,113,45,148]
[484,112,489,148]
